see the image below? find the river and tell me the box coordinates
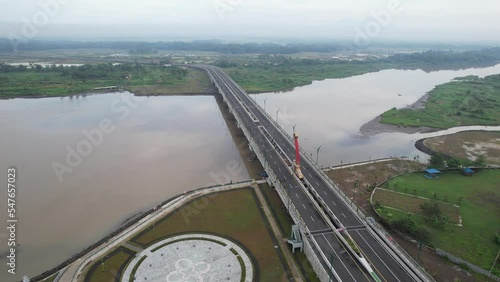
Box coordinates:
[254,64,500,166]
[0,93,250,281]
[1,64,500,281]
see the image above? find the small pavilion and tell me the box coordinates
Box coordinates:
[425,168,441,179]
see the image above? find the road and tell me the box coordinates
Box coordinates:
[199,65,422,282]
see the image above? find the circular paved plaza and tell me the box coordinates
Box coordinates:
[122,234,253,282]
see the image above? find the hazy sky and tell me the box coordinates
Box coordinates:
[1,0,499,43]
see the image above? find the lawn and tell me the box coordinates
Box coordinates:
[380,74,500,128]
[130,188,289,282]
[372,188,460,223]
[379,170,500,271]
[84,247,135,282]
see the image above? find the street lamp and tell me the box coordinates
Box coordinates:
[276,109,280,122]
[292,123,297,135]
[316,144,323,165]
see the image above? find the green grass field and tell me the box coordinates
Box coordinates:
[0,65,212,98]
[381,74,500,128]
[372,189,460,223]
[130,188,289,282]
[222,62,387,93]
[379,170,500,271]
[84,248,135,282]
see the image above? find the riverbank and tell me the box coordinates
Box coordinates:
[0,65,213,99]
[379,74,500,129]
[360,115,438,136]
[415,131,500,166]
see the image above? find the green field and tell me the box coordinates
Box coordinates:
[372,189,460,223]
[381,74,500,128]
[222,62,386,93]
[130,188,289,281]
[0,63,213,98]
[378,170,500,272]
[84,247,135,282]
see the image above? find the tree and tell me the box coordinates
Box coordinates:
[473,155,487,168]
[429,153,445,169]
[420,201,442,224]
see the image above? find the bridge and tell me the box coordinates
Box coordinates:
[195,65,433,282]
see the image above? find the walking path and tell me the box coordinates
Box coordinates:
[57,180,264,282]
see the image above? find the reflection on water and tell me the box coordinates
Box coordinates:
[255,64,500,166]
[0,93,249,280]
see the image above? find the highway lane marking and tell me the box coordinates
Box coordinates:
[355,230,401,282]
[341,213,347,218]
[321,234,358,282]
[323,190,328,196]
[316,181,320,186]
[295,193,299,198]
[332,200,337,206]
[310,216,315,222]
[302,204,307,209]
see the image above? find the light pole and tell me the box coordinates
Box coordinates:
[264,97,268,111]
[276,109,280,123]
[292,124,297,135]
[316,144,323,165]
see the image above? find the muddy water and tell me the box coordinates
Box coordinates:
[255,64,500,166]
[0,93,250,281]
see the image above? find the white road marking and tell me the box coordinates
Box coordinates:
[321,234,358,281]
[295,193,299,199]
[356,230,402,282]
[332,201,337,206]
[302,204,307,209]
[310,216,315,222]
[341,213,347,218]
[323,191,328,196]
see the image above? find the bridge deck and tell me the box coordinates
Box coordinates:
[200,65,423,282]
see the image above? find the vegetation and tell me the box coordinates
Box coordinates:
[130,188,289,281]
[221,59,385,93]
[376,170,500,271]
[423,131,500,166]
[381,74,500,128]
[84,248,135,282]
[0,62,216,98]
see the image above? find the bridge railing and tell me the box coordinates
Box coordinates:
[209,68,339,282]
[218,67,434,282]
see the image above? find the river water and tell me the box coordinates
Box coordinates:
[0,94,250,281]
[254,64,500,166]
[1,64,499,281]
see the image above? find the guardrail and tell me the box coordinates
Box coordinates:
[207,67,339,282]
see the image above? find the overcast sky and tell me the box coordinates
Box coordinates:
[1,0,499,43]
